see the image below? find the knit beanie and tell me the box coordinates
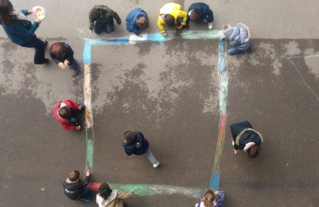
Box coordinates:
[222,25,235,38]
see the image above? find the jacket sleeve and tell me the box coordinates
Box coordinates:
[89,7,95,30]
[178,11,188,26]
[16,21,39,38]
[65,100,80,110]
[21,10,29,16]
[64,44,75,64]
[82,176,91,187]
[158,18,165,33]
[117,192,134,200]
[132,22,140,36]
[205,6,214,22]
[110,9,121,24]
[49,49,61,64]
[61,122,77,130]
[124,145,133,156]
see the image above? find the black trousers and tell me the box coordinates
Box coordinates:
[21,35,46,64]
[94,20,114,34]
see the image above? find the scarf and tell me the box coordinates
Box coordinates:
[11,9,27,21]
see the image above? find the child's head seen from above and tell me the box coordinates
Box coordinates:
[124,131,136,144]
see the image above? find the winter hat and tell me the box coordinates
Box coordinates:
[222,24,235,38]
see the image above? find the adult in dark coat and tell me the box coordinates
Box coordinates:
[0,0,48,64]
[230,120,264,158]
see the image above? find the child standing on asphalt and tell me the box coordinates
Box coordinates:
[53,100,84,131]
[126,8,149,37]
[195,189,226,207]
[63,168,92,202]
[158,3,188,37]
[122,131,160,168]
[230,120,264,158]
[49,42,80,77]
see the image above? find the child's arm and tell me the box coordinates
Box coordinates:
[63,44,75,64]
[205,5,214,22]
[237,23,251,42]
[110,9,121,25]
[158,18,166,34]
[178,11,188,26]
[49,49,61,64]
[61,122,77,130]
[117,191,134,200]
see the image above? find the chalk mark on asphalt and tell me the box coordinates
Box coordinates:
[82,31,226,197]
[287,55,319,100]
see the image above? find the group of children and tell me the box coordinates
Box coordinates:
[0,0,256,206]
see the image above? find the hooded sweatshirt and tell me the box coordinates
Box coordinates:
[96,190,133,207]
[53,100,79,130]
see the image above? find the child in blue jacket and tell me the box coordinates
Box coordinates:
[187,2,214,29]
[122,131,160,168]
[126,8,149,37]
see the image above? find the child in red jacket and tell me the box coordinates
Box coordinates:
[54,100,85,130]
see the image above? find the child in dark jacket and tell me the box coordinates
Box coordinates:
[49,42,79,77]
[63,168,91,202]
[187,2,214,29]
[122,131,160,168]
[126,8,149,37]
[53,100,84,130]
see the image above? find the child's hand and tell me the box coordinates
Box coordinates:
[36,18,44,24]
[118,23,121,26]
[162,33,166,37]
[64,59,70,67]
[233,149,238,154]
[138,34,142,37]
[28,10,34,15]
[183,28,188,32]
[76,126,81,130]
[177,25,183,29]
[86,168,91,176]
[220,35,226,40]
[78,105,82,110]
[58,62,64,68]
[89,30,93,35]
[145,27,150,31]
[131,190,134,195]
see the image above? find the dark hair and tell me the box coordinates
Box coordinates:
[59,108,71,120]
[165,14,175,27]
[247,145,260,158]
[90,9,101,21]
[98,183,113,200]
[53,43,66,59]
[137,16,147,28]
[203,189,216,207]
[69,170,80,181]
[0,0,18,26]
[190,9,200,20]
[124,131,136,144]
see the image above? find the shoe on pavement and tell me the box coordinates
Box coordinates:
[72,69,79,77]
[153,161,160,168]
[208,22,214,29]
[81,197,92,202]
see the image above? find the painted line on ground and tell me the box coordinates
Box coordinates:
[87,182,201,198]
[211,39,228,190]
[82,31,225,197]
[287,55,319,100]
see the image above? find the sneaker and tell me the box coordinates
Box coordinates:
[208,22,214,30]
[153,161,160,168]
[81,197,92,202]
[72,69,79,77]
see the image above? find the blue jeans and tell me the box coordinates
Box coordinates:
[21,35,46,64]
[80,187,91,200]
[69,61,79,71]
[94,20,114,34]
[68,104,84,125]
[145,148,157,164]
[228,47,244,55]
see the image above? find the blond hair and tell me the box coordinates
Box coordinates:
[137,16,147,28]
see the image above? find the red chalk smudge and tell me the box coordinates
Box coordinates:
[87,182,101,191]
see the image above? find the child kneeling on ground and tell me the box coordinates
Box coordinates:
[126,8,149,37]
[122,131,160,168]
[63,168,92,202]
[49,42,80,77]
[53,100,84,131]
[96,183,134,207]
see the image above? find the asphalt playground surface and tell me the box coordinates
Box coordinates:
[0,0,319,207]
